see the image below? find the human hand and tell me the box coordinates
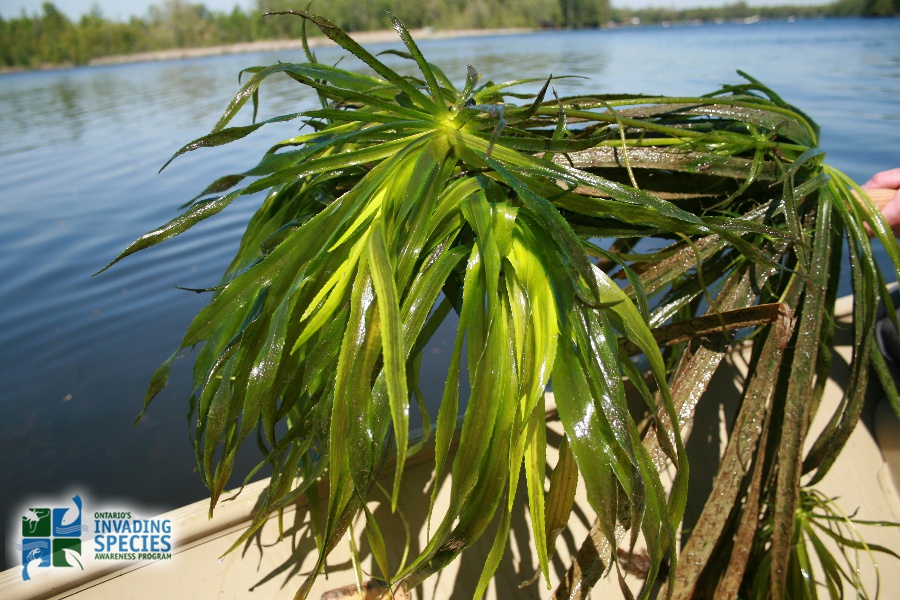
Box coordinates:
[863,168,900,237]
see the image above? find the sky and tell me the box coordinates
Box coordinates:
[0,0,834,21]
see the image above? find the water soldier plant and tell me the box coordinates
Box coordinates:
[99,11,900,599]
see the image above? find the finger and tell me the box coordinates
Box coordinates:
[853,187,898,211]
[863,167,900,191]
[881,193,900,237]
[852,188,900,238]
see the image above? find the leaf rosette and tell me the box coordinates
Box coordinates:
[101,11,900,599]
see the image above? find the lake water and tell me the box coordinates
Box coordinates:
[1,16,899,568]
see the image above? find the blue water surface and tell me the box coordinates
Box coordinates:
[1,16,898,567]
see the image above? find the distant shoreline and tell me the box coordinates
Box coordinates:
[6,14,883,75]
[0,28,532,75]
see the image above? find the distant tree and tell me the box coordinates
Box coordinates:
[148,0,214,47]
[252,0,308,38]
[560,0,610,28]
[38,2,75,64]
[212,7,253,44]
[863,0,900,15]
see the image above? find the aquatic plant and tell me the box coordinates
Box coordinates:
[740,489,900,600]
[100,11,900,599]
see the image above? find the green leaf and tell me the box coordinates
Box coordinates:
[362,503,391,583]
[368,218,409,509]
[95,188,243,274]
[132,350,179,426]
[387,13,446,113]
[271,11,438,115]
[160,112,301,172]
[473,495,514,599]
[525,401,550,586]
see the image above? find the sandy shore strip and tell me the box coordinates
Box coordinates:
[85,28,532,68]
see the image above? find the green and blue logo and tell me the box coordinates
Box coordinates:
[15,493,174,581]
[19,495,85,580]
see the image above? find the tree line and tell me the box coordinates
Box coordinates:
[0,0,608,68]
[611,0,898,24]
[1,0,896,70]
